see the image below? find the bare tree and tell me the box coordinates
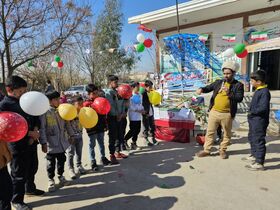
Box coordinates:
[0,0,91,82]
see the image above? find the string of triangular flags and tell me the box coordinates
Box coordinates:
[198,31,268,42]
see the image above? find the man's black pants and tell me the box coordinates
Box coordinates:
[9,150,29,204]
[116,118,127,152]
[108,115,118,155]
[142,115,155,140]
[124,121,141,143]
[0,166,13,210]
[25,144,39,193]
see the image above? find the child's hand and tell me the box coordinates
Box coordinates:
[42,144,47,153]
[69,137,75,145]
[28,131,40,140]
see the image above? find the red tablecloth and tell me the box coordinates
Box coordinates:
[155,119,195,143]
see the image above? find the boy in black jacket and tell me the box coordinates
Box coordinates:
[84,84,111,171]
[142,80,158,146]
[0,76,41,210]
[243,70,270,171]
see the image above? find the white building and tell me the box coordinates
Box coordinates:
[129,0,280,90]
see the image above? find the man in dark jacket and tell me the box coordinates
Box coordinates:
[196,61,244,159]
[142,80,159,146]
[0,76,42,210]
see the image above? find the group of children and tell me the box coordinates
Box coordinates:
[0,75,158,210]
[0,69,272,209]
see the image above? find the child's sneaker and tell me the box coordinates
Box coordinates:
[115,152,128,159]
[110,154,119,165]
[91,161,99,171]
[77,166,86,175]
[131,142,141,150]
[152,139,159,145]
[124,141,130,150]
[101,157,111,166]
[58,176,70,186]
[69,168,77,180]
[241,155,256,163]
[245,162,265,171]
[48,179,56,192]
[145,139,154,147]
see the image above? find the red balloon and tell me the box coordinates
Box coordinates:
[83,101,93,107]
[91,97,111,115]
[236,49,248,58]
[58,61,64,68]
[117,84,132,99]
[144,39,153,48]
[140,83,145,87]
[0,112,28,142]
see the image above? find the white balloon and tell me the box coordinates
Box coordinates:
[137,33,145,43]
[51,61,58,67]
[222,48,235,58]
[20,91,50,116]
[85,49,91,54]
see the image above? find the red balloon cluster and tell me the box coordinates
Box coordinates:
[58,61,64,68]
[92,97,111,115]
[117,84,133,99]
[0,112,28,143]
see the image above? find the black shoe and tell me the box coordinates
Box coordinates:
[26,189,45,196]
[12,202,32,210]
[101,157,111,166]
[91,161,99,171]
[121,143,127,151]
[124,141,130,149]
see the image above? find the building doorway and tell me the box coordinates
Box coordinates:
[259,50,280,90]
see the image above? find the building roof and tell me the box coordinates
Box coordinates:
[128,0,280,32]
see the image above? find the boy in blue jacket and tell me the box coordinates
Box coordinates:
[243,70,271,171]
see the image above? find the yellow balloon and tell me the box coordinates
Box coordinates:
[148,91,161,105]
[78,107,98,128]
[58,103,77,121]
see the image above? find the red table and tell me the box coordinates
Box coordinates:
[155,119,195,143]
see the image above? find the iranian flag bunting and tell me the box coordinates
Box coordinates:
[199,34,209,42]
[250,31,268,41]
[222,34,236,42]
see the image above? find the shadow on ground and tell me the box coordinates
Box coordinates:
[72,195,178,210]
[29,141,200,209]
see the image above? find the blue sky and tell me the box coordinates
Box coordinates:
[91,0,188,72]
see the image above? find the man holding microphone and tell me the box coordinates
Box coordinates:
[195,61,244,159]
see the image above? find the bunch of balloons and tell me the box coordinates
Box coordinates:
[135,33,153,53]
[0,112,28,142]
[222,43,248,58]
[58,102,99,128]
[139,83,145,94]
[117,84,133,99]
[51,55,64,69]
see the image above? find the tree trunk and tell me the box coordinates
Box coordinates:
[0,51,5,83]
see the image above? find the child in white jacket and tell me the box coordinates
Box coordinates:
[124,82,144,150]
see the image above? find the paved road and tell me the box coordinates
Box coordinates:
[25,131,280,210]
